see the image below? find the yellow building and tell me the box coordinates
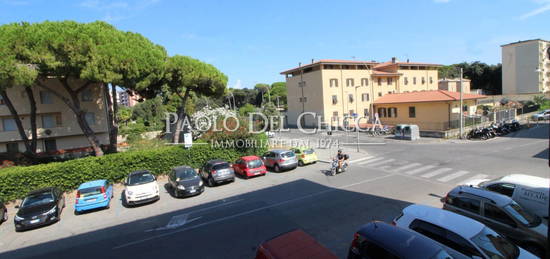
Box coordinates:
[373,90,486,131]
[502,39,550,94]
[281,58,441,127]
[0,79,109,155]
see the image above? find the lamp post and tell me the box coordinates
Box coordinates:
[355,85,360,152]
[459,68,464,139]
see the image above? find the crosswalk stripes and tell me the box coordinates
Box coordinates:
[390,162,422,172]
[437,170,470,183]
[457,174,489,185]
[367,159,396,167]
[404,165,436,175]
[421,168,453,178]
[349,156,373,164]
[358,157,385,165]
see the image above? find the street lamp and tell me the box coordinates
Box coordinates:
[459,68,464,139]
[355,85,361,152]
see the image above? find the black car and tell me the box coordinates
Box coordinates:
[168,166,205,198]
[348,221,453,259]
[14,187,65,231]
[1,199,7,224]
[199,159,235,186]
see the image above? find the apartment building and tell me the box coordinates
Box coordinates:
[0,79,109,154]
[502,39,550,94]
[438,78,471,93]
[281,58,441,127]
[116,90,141,107]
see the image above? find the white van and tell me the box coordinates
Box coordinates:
[464,174,549,218]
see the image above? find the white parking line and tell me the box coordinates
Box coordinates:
[358,157,385,165]
[437,171,470,183]
[458,174,489,185]
[112,174,394,250]
[349,156,373,164]
[391,163,422,172]
[367,159,396,167]
[421,168,453,178]
[404,165,436,175]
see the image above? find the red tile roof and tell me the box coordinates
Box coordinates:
[373,90,486,104]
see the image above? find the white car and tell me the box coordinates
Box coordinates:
[463,174,549,218]
[394,204,538,259]
[531,109,550,120]
[124,170,160,206]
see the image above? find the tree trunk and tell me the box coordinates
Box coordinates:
[172,88,191,144]
[24,87,38,154]
[104,84,118,153]
[37,78,104,156]
[0,90,35,156]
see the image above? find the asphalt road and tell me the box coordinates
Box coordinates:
[0,123,547,259]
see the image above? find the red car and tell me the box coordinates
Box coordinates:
[233,156,267,179]
[255,229,338,259]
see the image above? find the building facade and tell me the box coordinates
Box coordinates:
[438,78,471,93]
[116,90,141,107]
[281,58,441,127]
[0,79,109,154]
[502,39,550,94]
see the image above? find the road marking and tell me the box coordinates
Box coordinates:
[458,174,489,185]
[391,163,422,172]
[421,168,453,178]
[349,156,373,164]
[437,171,470,183]
[367,159,396,167]
[404,165,436,175]
[358,157,385,165]
[112,174,394,250]
[145,214,202,232]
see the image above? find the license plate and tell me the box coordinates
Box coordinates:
[87,199,96,202]
[30,219,40,224]
[254,171,261,175]
[189,189,196,193]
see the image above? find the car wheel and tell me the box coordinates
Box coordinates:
[298,160,304,167]
[2,209,7,222]
[208,177,215,187]
[274,164,280,172]
[74,210,80,215]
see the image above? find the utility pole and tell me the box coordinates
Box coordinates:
[459,68,464,139]
[355,85,360,152]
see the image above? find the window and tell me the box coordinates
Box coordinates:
[387,78,393,85]
[388,107,398,118]
[85,112,96,125]
[463,105,468,112]
[378,92,382,97]
[413,77,417,85]
[484,203,516,227]
[298,81,306,87]
[451,196,481,214]
[363,109,369,117]
[388,91,392,94]
[2,118,17,131]
[362,93,369,102]
[7,142,19,153]
[346,78,354,87]
[348,94,354,103]
[330,79,338,87]
[404,77,408,85]
[42,114,62,128]
[486,183,515,197]
[377,108,386,118]
[332,95,338,105]
[332,111,339,121]
[44,139,57,152]
[81,88,93,102]
[299,97,307,102]
[409,106,416,118]
[422,77,426,84]
[40,91,53,104]
[361,78,368,86]
[377,78,382,86]
[429,77,433,84]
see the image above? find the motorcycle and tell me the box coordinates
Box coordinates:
[330,159,348,176]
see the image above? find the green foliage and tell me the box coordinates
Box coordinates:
[131,96,166,130]
[239,103,256,117]
[164,55,227,99]
[126,138,168,152]
[438,62,502,94]
[229,88,259,107]
[533,95,546,107]
[0,139,266,201]
[262,102,281,131]
[117,106,133,126]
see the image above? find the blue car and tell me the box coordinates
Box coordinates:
[75,180,113,214]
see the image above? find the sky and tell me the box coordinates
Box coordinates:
[1,0,549,89]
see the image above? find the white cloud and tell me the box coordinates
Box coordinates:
[232,79,244,89]
[519,0,550,20]
[433,0,450,3]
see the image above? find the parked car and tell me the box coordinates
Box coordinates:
[265,131,275,138]
[291,147,318,166]
[233,156,267,179]
[124,170,160,206]
[262,150,298,172]
[348,221,455,259]
[394,204,537,259]
[168,166,204,198]
[442,186,547,257]
[74,180,113,214]
[531,109,550,120]
[464,174,549,218]
[14,187,65,231]
[1,199,7,224]
[199,159,235,186]
[256,229,337,259]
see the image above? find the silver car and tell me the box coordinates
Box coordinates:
[261,150,298,172]
[199,160,235,186]
[531,109,550,121]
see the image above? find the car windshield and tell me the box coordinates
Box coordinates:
[176,168,197,179]
[22,192,55,207]
[212,163,230,170]
[79,187,102,197]
[470,227,518,259]
[281,152,295,158]
[503,202,540,226]
[128,172,155,186]
[247,159,263,169]
[303,149,314,154]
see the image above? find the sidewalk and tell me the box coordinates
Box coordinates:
[313,145,368,163]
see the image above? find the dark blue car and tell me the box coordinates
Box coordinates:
[75,180,113,214]
[348,221,453,259]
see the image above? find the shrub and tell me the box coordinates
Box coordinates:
[0,137,266,201]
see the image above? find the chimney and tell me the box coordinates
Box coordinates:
[391,57,397,63]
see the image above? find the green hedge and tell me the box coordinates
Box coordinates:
[0,137,268,202]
